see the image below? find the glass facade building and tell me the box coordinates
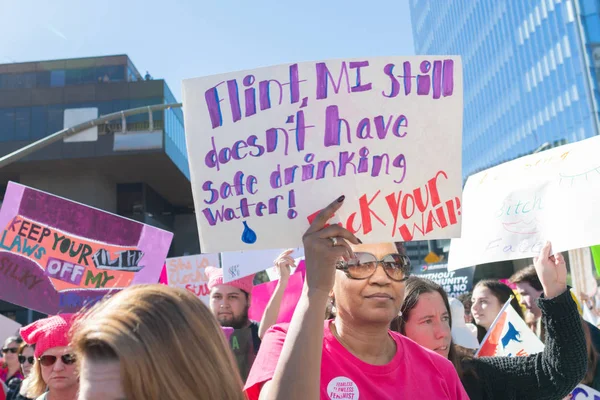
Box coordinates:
[409,0,600,178]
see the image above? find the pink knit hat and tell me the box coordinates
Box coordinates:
[206,267,255,295]
[20,314,76,358]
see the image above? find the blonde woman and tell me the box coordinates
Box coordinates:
[71,284,246,400]
[19,314,78,400]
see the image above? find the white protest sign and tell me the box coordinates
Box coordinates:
[449,135,600,271]
[165,253,220,304]
[0,313,21,343]
[571,384,600,399]
[265,257,305,281]
[183,56,463,253]
[221,247,303,282]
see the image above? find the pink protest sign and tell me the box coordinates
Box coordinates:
[0,182,173,315]
[249,265,305,324]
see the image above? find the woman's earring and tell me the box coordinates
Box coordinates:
[398,311,403,317]
[331,298,337,314]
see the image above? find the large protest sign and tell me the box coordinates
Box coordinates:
[183,57,463,252]
[221,247,303,282]
[412,263,474,297]
[449,135,600,271]
[165,253,220,303]
[0,182,173,314]
[572,384,600,399]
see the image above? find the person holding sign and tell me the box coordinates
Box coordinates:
[72,284,246,400]
[206,250,293,382]
[19,314,78,400]
[396,242,587,400]
[244,196,468,400]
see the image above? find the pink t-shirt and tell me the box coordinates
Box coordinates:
[244,320,469,400]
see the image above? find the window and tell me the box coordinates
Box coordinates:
[47,105,64,134]
[36,71,51,87]
[96,66,125,83]
[14,108,30,140]
[50,70,65,87]
[31,106,47,139]
[0,109,15,141]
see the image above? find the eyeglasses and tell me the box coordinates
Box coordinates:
[18,355,34,365]
[1,348,18,354]
[336,252,411,282]
[38,354,77,367]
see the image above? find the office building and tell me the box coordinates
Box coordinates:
[0,55,198,323]
[409,0,600,178]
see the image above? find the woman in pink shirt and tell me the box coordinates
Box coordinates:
[244,196,469,400]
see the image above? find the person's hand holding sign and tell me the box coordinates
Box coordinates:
[302,195,361,297]
[534,241,568,299]
[273,249,295,283]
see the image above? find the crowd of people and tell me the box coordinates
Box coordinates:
[0,196,596,399]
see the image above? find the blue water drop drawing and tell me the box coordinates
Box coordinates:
[241,221,257,244]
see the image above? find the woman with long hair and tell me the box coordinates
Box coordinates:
[1,337,23,385]
[244,196,468,399]
[6,343,35,400]
[20,314,78,400]
[394,242,587,399]
[471,280,524,343]
[71,284,246,400]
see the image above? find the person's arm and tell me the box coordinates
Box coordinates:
[258,196,358,400]
[258,250,294,339]
[466,242,587,399]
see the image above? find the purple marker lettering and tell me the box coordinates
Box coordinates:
[323,105,351,147]
[374,115,393,139]
[382,64,400,98]
[338,151,358,176]
[358,147,370,173]
[289,63,300,104]
[266,128,290,155]
[270,165,283,189]
[443,60,454,97]
[287,190,298,219]
[243,75,257,117]
[401,62,414,95]
[284,165,299,185]
[371,154,391,177]
[316,62,350,100]
[432,61,442,99]
[226,80,242,123]
[417,61,431,95]
[393,115,408,138]
[349,61,372,92]
[316,160,337,180]
[357,118,372,139]
[202,181,219,205]
[302,153,315,180]
[205,81,225,128]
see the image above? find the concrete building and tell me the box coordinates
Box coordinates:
[0,55,198,324]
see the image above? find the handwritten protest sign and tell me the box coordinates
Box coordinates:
[572,384,600,399]
[449,135,600,271]
[182,57,463,252]
[165,253,220,303]
[0,182,173,314]
[412,263,474,297]
[221,247,303,282]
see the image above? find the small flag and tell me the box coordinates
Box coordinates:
[476,296,545,357]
